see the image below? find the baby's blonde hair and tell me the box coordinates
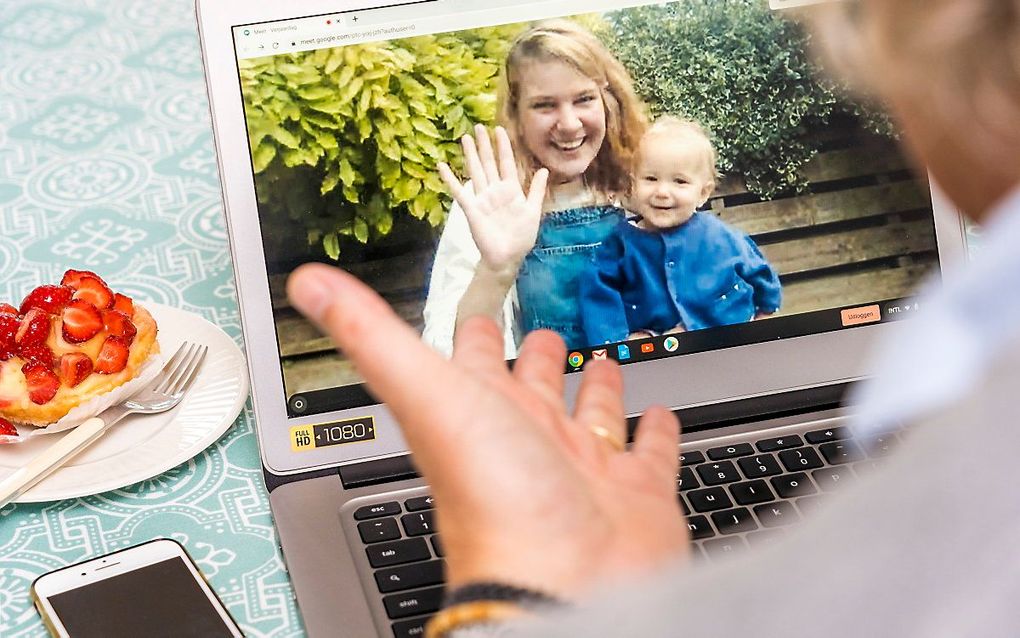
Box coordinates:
[809,0,1020,165]
[497,20,648,195]
[635,116,719,184]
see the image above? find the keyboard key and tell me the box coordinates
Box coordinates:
[711,507,758,534]
[354,502,401,520]
[375,560,445,594]
[770,472,817,498]
[812,466,857,492]
[805,426,850,444]
[853,459,885,476]
[755,435,803,452]
[819,440,865,465]
[706,443,754,460]
[702,536,747,559]
[359,518,401,544]
[367,538,431,568]
[696,461,742,486]
[430,535,444,558]
[779,447,823,472]
[737,453,783,478]
[405,496,435,512]
[392,617,431,638]
[688,487,733,512]
[401,511,436,537]
[679,495,691,516]
[677,466,700,491]
[746,529,786,548]
[729,479,775,505]
[383,585,444,619]
[686,514,715,540]
[753,501,801,528]
[796,495,824,516]
[679,450,705,466]
[862,433,898,457]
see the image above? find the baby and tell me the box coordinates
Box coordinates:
[580,117,781,345]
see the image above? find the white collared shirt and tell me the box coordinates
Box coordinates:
[849,186,1020,435]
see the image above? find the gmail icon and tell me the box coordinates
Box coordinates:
[592,349,608,360]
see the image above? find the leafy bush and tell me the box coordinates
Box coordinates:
[240,25,524,260]
[603,0,893,199]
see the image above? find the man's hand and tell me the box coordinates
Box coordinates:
[288,264,690,599]
[439,125,549,276]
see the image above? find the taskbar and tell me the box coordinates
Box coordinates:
[563,297,922,371]
[286,296,921,417]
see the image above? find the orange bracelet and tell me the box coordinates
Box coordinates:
[425,600,529,638]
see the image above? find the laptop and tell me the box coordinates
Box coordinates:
[196,0,968,636]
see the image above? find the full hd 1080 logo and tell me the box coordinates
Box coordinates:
[290,416,377,452]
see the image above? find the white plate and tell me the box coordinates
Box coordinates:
[0,303,249,502]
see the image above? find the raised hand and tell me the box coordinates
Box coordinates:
[288,264,690,599]
[439,125,549,275]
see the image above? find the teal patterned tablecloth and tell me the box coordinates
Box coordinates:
[0,2,305,635]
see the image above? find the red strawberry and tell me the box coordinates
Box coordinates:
[72,276,114,309]
[0,311,18,360]
[15,308,51,347]
[60,269,105,289]
[16,342,55,367]
[94,336,130,375]
[102,309,137,343]
[0,417,19,444]
[61,299,104,344]
[113,293,134,317]
[19,285,73,315]
[0,303,18,315]
[23,361,60,405]
[59,353,94,388]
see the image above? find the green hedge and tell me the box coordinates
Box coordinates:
[240,25,524,259]
[603,0,892,199]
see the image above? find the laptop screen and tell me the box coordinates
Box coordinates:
[231,0,939,421]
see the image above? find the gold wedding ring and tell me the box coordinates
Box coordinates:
[589,425,626,452]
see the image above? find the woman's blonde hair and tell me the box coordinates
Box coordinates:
[810,0,1020,165]
[497,20,648,195]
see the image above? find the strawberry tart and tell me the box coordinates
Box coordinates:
[0,270,159,437]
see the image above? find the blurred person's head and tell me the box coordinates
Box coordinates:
[812,0,1020,221]
[498,20,648,196]
[630,117,717,230]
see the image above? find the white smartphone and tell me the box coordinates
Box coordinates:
[30,538,244,638]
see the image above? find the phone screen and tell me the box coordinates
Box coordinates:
[47,556,238,638]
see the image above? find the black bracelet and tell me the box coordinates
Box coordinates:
[443,582,564,609]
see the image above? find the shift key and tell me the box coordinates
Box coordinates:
[367,538,431,568]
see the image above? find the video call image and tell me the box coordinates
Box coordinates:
[239,0,938,406]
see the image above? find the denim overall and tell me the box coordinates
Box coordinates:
[516,204,625,350]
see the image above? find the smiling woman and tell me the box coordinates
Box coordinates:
[422,20,649,355]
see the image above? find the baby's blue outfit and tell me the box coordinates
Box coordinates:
[580,212,782,345]
[516,204,624,350]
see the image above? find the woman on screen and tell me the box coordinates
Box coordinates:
[421,20,647,356]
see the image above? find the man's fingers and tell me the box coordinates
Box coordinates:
[473,124,501,186]
[495,126,520,183]
[630,406,680,481]
[287,264,466,451]
[572,359,626,454]
[513,329,567,410]
[462,134,488,191]
[452,315,510,379]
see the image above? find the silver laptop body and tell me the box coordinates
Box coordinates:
[197,0,968,635]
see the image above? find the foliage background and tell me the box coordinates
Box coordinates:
[240,1,891,263]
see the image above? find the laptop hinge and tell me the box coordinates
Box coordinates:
[338,454,420,490]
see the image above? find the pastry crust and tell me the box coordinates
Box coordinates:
[0,305,159,426]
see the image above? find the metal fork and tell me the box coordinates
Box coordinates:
[0,341,208,508]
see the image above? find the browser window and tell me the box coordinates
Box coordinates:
[232,0,939,417]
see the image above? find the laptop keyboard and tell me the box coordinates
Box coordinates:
[351,426,898,638]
